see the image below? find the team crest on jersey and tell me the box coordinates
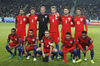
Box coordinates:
[23,18,26,21]
[45,15,47,18]
[70,41,72,44]
[68,17,71,21]
[41,40,43,42]
[15,38,17,41]
[55,15,58,19]
[32,39,35,41]
[80,18,83,22]
[35,17,37,20]
[48,42,51,45]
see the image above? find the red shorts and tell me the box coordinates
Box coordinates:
[50,32,59,43]
[44,47,54,53]
[26,46,34,51]
[27,28,37,36]
[16,30,26,41]
[9,42,18,47]
[61,32,72,42]
[74,32,81,44]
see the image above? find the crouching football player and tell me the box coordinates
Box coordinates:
[59,32,77,63]
[5,28,22,59]
[76,31,94,63]
[23,29,38,61]
[36,30,58,62]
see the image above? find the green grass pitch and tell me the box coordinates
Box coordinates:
[0,23,100,66]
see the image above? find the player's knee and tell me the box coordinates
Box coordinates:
[59,51,62,54]
[73,49,77,54]
[55,49,58,52]
[34,46,38,49]
[18,46,21,50]
[5,45,8,48]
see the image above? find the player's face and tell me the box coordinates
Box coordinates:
[20,10,24,15]
[82,33,87,39]
[64,9,69,15]
[30,9,35,15]
[29,31,33,37]
[51,8,56,14]
[76,10,81,16]
[66,34,70,40]
[45,31,50,38]
[40,8,45,14]
[11,30,16,35]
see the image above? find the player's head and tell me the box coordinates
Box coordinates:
[29,29,33,37]
[30,7,35,15]
[66,32,71,40]
[44,30,50,38]
[51,6,57,14]
[11,28,16,35]
[76,7,82,16]
[81,31,87,39]
[64,7,69,15]
[20,8,25,15]
[40,6,46,14]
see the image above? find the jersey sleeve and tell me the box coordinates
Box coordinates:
[17,35,21,42]
[41,37,44,43]
[7,34,10,41]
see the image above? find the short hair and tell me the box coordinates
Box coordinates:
[30,7,35,11]
[64,7,69,10]
[11,28,16,32]
[29,29,33,32]
[76,7,82,11]
[66,32,71,35]
[51,6,57,10]
[45,30,50,33]
[41,6,46,10]
[82,31,87,34]
[20,8,25,11]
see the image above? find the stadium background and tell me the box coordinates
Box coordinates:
[0,0,100,66]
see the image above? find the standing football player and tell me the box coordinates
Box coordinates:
[49,6,60,58]
[76,31,94,64]
[5,28,22,59]
[15,8,28,55]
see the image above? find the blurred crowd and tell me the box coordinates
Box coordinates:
[0,0,100,20]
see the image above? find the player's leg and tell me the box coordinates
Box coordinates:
[72,49,77,63]
[90,46,94,63]
[14,47,17,55]
[76,46,82,63]
[83,47,87,61]
[18,46,22,59]
[59,50,63,59]
[36,47,42,55]
[62,47,67,62]
[5,44,14,59]
[33,46,38,61]
[54,32,59,58]
[51,48,58,61]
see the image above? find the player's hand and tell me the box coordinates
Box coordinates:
[9,46,13,50]
[48,56,52,62]
[82,50,86,54]
[43,54,45,58]
[27,45,30,49]
[26,13,30,17]
[25,51,28,56]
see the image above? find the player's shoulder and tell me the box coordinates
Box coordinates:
[78,36,82,39]
[70,37,75,40]
[87,36,91,40]
[16,34,20,37]
[81,16,86,19]
[8,34,12,37]
[68,15,72,17]
[42,36,45,39]
[34,15,38,17]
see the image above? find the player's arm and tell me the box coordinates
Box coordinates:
[7,35,10,46]
[71,17,75,27]
[78,38,84,51]
[86,39,94,51]
[15,17,17,29]
[26,13,30,17]
[41,43,45,58]
[30,37,38,46]
[84,18,88,33]
[13,37,21,48]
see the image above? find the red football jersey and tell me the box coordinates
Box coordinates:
[78,36,93,47]
[8,34,21,44]
[61,15,73,33]
[41,36,54,49]
[15,15,27,31]
[73,16,86,33]
[62,37,76,48]
[25,35,37,45]
[28,15,38,30]
[49,15,60,32]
